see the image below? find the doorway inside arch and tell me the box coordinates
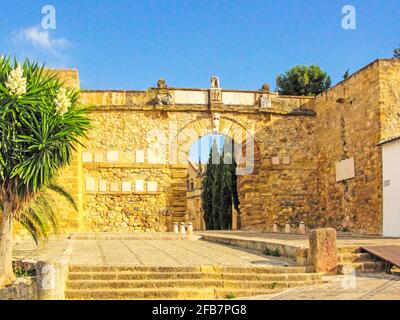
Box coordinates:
[186,134,240,231]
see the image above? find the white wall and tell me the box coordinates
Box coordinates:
[383,139,400,237]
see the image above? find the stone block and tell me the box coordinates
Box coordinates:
[85,177,96,192]
[94,152,104,162]
[121,181,132,192]
[135,150,145,163]
[147,181,158,192]
[110,182,119,192]
[106,151,119,162]
[135,180,145,192]
[282,156,291,165]
[308,228,338,273]
[99,180,107,192]
[271,156,280,165]
[82,152,92,163]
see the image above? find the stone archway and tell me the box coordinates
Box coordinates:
[168,114,262,228]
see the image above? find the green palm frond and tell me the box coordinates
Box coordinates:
[15,183,77,244]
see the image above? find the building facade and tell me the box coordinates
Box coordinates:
[20,59,399,236]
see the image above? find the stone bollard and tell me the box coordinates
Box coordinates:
[298,221,306,235]
[180,222,186,235]
[284,223,291,234]
[36,261,68,300]
[186,222,193,235]
[308,228,338,273]
[273,223,278,233]
[173,222,179,234]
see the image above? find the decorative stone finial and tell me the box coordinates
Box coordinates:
[210,76,220,89]
[261,83,270,92]
[157,78,167,88]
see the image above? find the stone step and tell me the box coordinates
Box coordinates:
[337,261,385,274]
[337,246,362,254]
[66,279,322,290]
[65,288,283,300]
[68,265,315,274]
[337,252,376,263]
[67,271,321,281]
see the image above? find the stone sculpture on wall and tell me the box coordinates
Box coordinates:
[156,93,173,105]
[260,94,272,108]
[157,78,167,88]
[210,76,222,103]
[212,113,221,133]
[210,76,220,88]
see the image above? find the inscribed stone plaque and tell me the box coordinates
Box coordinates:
[187,91,208,104]
[135,180,145,192]
[147,181,158,192]
[135,150,145,163]
[106,151,119,162]
[85,177,96,192]
[121,181,132,192]
[336,157,355,182]
[82,152,93,163]
[99,180,107,192]
[173,90,188,104]
[222,92,240,105]
[239,92,255,105]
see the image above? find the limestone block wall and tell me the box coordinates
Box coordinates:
[313,61,383,234]
[378,59,400,140]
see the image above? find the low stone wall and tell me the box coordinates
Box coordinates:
[0,278,38,300]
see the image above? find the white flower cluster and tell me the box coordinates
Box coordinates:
[5,64,27,97]
[54,87,71,115]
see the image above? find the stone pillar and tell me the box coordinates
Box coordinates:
[173,222,179,234]
[186,222,193,235]
[298,221,306,235]
[36,261,68,300]
[180,222,186,235]
[308,228,338,273]
[273,223,278,233]
[284,223,291,234]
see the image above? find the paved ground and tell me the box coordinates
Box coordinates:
[249,273,400,300]
[13,236,292,267]
[198,231,400,248]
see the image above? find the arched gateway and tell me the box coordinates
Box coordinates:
[43,59,400,236]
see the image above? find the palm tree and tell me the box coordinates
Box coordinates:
[16,183,77,244]
[0,57,90,287]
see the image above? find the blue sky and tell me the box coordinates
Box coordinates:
[1,0,399,161]
[1,0,399,90]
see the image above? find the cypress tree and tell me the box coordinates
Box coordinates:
[212,150,223,230]
[202,139,219,230]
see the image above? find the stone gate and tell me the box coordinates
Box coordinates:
[27,59,400,235]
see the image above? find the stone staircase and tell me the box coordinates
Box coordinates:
[65,265,323,300]
[337,246,385,274]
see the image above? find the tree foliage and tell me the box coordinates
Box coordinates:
[201,137,240,230]
[0,56,91,287]
[394,45,400,59]
[275,65,331,96]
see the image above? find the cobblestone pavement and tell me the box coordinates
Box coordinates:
[13,236,292,267]
[247,273,400,300]
[198,231,400,248]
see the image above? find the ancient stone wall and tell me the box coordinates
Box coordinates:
[313,60,383,234]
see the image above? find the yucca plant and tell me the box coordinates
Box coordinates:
[0,56,90,287]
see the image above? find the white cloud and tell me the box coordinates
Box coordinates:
[13,25,69,59]
[2,25,71,67]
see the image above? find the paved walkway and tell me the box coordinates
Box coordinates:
[249,273,400,300]
[13,236,291,267]
[198,231,400,248]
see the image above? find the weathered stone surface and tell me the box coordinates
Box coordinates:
[12,60,398,236]
[308,228,338,273]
